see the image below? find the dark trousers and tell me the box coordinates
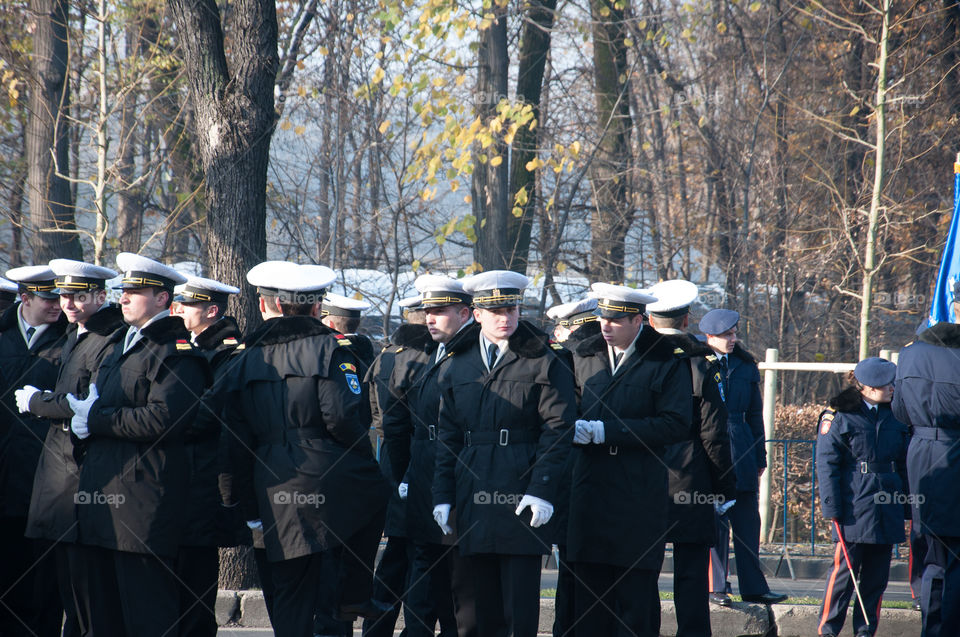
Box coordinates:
[910,522,926,602]
[817,542,891,636]
[572,561,660,637]
[451,553,541,637]
[73,544,179,637]
[174,545,220,637]
[55,543,81,637]
[672,543,711,637]
[921,534,960,637]
[553,545,575,637]
[271,512,384,637]
[361,536,409,637]
[253,547,277,622]
[404,541,457,637]
[711,491,769,596]
[0,517,64,637]
[315,550,353,637]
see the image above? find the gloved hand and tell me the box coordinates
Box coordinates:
[433,503,452,535]
[515,494,554,528]
[588,420,605,444]
[14,385,40,414]
[398,482,409,500]
[66,384,99,419]
[715,499,736,515]
[573,419,594,444]
[246,519,263,530]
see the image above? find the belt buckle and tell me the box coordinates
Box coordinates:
[609,445,619,456]
[428,425,436,441]
[499,429,509,446]
[465,431,472,446]
[859,461,869,473]
[61,423,70,433]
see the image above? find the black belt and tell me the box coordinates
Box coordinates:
[858,461,897,473]
[464,429,539,446]
[413,425,438,441]
[262,427,328,445]
[912,427,960,441]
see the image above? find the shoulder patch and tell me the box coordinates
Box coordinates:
[705,354,718,362]
[673,347,685,355]
[336,337,352,347]
[223,337,239,346]
[819,409,836,435]
[176,339,192,351]
[235,344,246,351]
[339,362,357,373]
[549,340,563,351]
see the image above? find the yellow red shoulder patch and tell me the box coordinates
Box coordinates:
[176,339,192,351]
[223,337,239,346]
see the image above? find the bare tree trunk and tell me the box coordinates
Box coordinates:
[26,0,81,260]
[472,5,510,270]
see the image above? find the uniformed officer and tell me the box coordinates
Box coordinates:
[0,265,69,637]
[543,295,600,637]
[892,286,960,637]
[700,308,787,605]
[432,270,575,637]
[647,280,737,637]
[220,262,389,637]
[65,253,211,636]
[816,357,907,637]
[322,291,376,372]
[14,259,123,637]
[385,275,473,637]
[567,282,691,636]
[170,275,243,637]
[359,294,427,637]
[0,276,18,313]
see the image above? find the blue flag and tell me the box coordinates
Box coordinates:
[927,163,960,326]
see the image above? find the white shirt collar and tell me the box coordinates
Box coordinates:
[18,304,51,348]
[436,319,473,362]
[863,400,878,412]
[123,309,170,353]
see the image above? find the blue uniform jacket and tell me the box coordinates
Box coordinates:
[719,344,766,492]
[893,322,960,536]
[816,388,908,544]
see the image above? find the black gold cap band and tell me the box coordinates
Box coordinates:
[53,275,107,294]
[421,291,472,307]
[472,288,523,308]
[174,285,230,305]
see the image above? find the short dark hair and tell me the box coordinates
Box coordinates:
[198,300,226,319]
[650,314,685,330]
[278,301,315,316]
[326,315,361,334]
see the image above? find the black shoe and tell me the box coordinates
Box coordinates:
[740,591,788,604]
[913,599,922,611]
[338,598,393,621]
[709,592,732,607]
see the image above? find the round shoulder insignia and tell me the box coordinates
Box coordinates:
[819,411,835,436]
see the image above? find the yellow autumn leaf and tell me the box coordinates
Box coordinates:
[294,125,305,135]
[372,67,385,84]
[297,85,307,97]
[556,262,567,273]
[280,120,292,131]
[412,259,421,272]
[490,156,503,167]
[379,120,392,134]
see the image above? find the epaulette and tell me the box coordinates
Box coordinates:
[705,354,718,362]
[819,408,836,435]
[673,347,685,355]
[223,337,239,346]
[549,339,563,351]
[339,362,357,373]
[235,344,246,351]
[176,339,192,351]
[333,332,352,347]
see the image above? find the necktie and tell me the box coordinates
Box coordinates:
[868,406,878,423]
[125,329,138,352]
[487,343,499,369]
[25,326,35,345]
[436,344,445,363]
[719,356,729,378]
[614,351,624,368]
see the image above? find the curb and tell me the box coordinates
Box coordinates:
[216,591,921,635]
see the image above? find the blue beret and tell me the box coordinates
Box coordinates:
[698,308,740,335]
[854,357,896,387]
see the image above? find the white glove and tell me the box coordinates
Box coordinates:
[66,384,99,419]
[716,499,736,515]
[14,385,40,413]
[573,419,592,444]
[588,420,605,444]
[433,503,452,535]
[246,519,263,530]
[398,482,409,500]
[516,494,554,528]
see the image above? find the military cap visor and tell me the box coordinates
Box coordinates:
[113,270,180,291]
[420,290,473,307]
[557,311,599,327]
[17,281,59,300]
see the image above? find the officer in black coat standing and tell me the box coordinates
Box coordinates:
[816,358,907,637]
[65,253,211,636]
[220,262,389,637]
[171,275,243,637]
[387,275,474,637]
[15,259,124,637]
[647,280,737,637]
[432,270,575,637]
[892,285,960,637]
[544,295,599,637]
[568,282,692,636]
[322,291,376,373]
[700,308,788,606]
[0,265,68,637]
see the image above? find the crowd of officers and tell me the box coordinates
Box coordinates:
[20,248,944,637]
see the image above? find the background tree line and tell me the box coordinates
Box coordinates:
[2,0,959,403]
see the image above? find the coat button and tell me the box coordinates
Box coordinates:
[542,476,549,482]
